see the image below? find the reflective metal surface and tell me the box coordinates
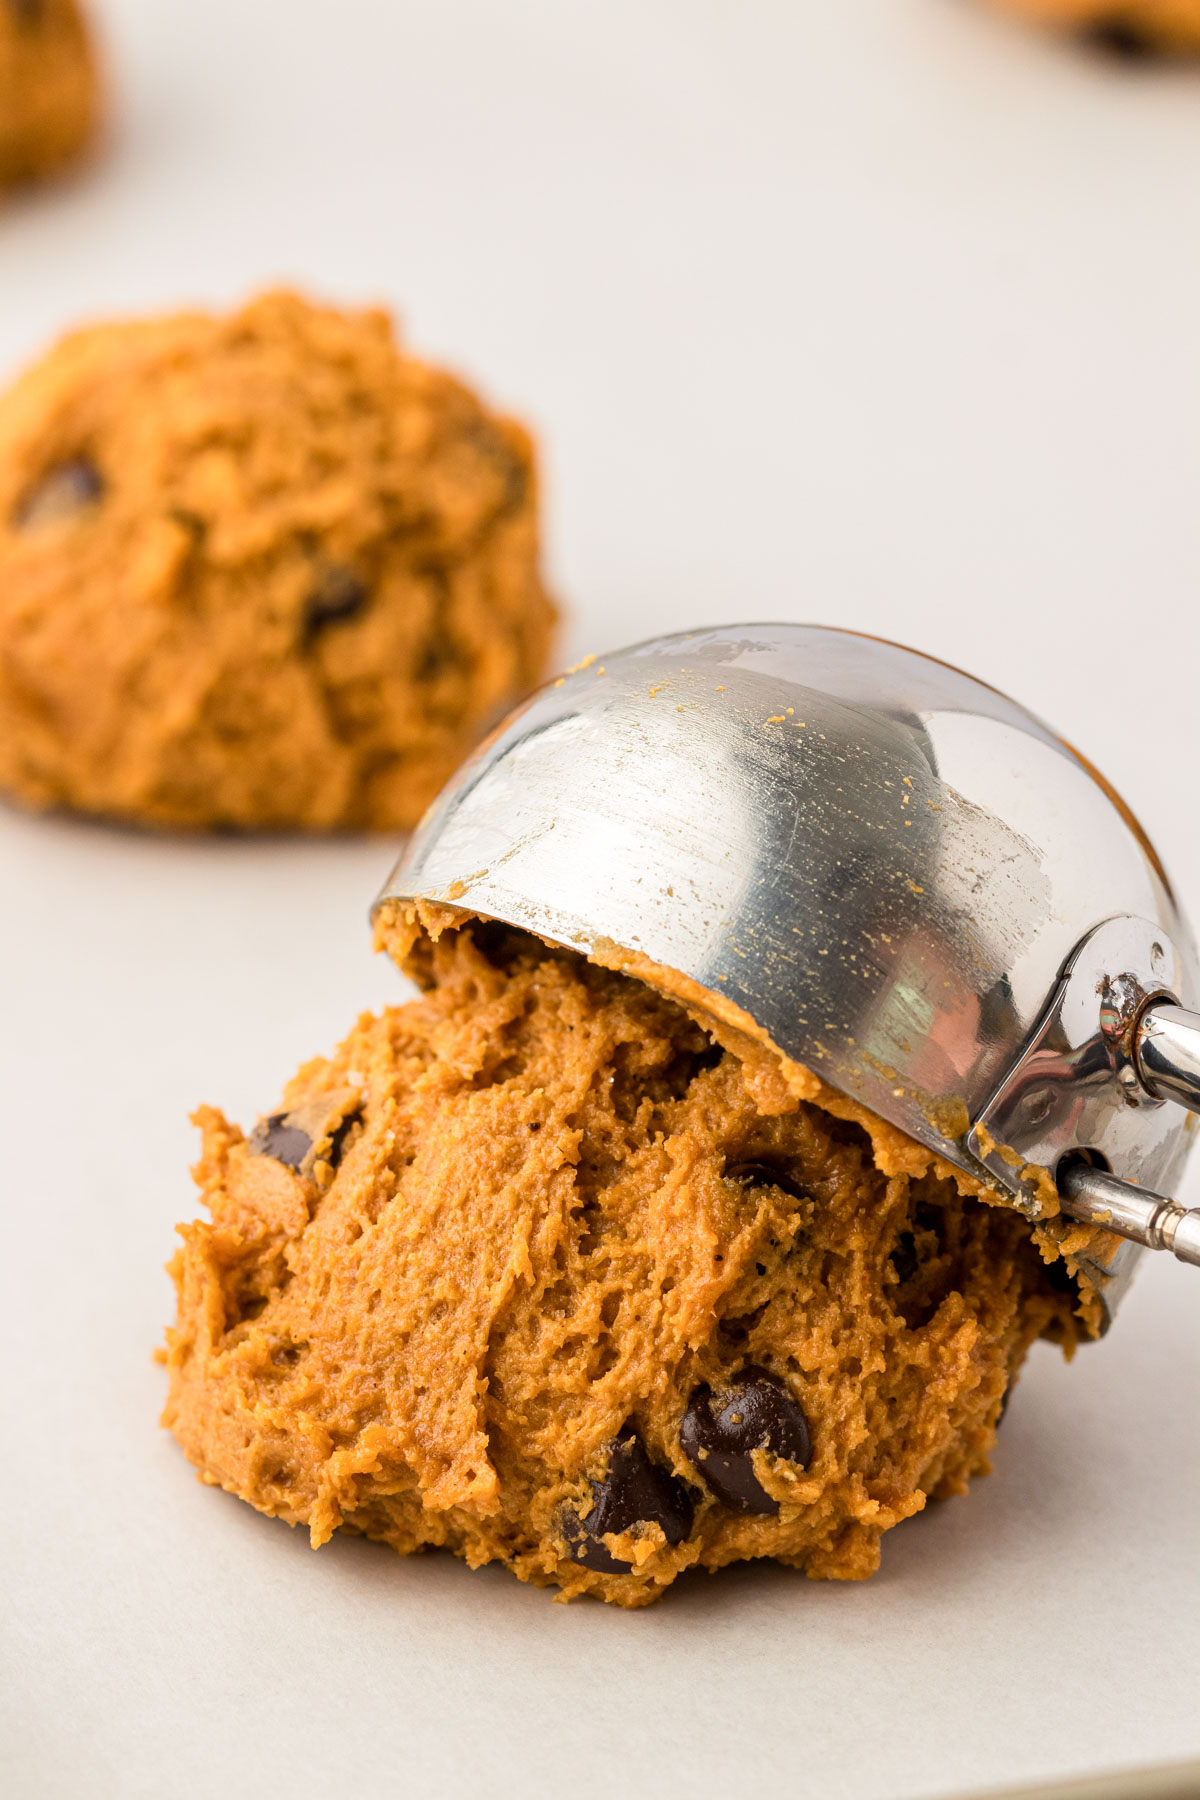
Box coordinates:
[966,917,1182,1206]
[1137,1000,1200,1113]
[1059,1163,1200,1269]
[376,623,1200,1325]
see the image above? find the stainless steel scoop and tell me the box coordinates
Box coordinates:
[375,623,1200,1328]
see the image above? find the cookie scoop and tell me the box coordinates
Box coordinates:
[378,624,1200,1319]
[163,623,1196,1607]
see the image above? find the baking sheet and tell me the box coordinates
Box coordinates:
[1,3,1198,1797]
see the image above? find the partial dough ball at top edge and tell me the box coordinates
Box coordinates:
[986,0,1200,56]
[0,288,558,832]
[0,0,103,187]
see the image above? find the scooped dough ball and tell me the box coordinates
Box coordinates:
[0,0,101,186]
[0,290,556,831]
[161,904,1096,1608]
[990,0,1200,54]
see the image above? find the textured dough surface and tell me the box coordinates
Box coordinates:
[162,908,1088,1606]
[990,0,1200,51]
[0,0,100,186]
[0,289,556,831]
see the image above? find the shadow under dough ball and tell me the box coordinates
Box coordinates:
[0,289,557,831]
[160,904,1091,1607]
[988,0,1200,55]
[0,0,102,186]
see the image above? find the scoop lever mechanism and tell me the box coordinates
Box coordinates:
[1060,1162,1200,1269]
[1063,999,1200,1268]
[964,918,1200,1274]
[1136,999,1200,1114]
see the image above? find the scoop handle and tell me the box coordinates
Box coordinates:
[1135,999,1200,1113]
[1059,1161,1200,1269]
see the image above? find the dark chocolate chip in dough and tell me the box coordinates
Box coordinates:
[914,1198,943,1238]
[456,417,528,513]
[15,457,104,530]
[414,627,456,681]
[304,565,369,637]
[667,1036,724,1094]
[890,1230,919,1286]
[1045,1253,1080,1299]
[680,1367,811,1515]
[562,1425,693,1572]
[326,1109,359,1169]
[724,1161,811,1205]
[1083,16,1158,58]
[248,1112,313,1172]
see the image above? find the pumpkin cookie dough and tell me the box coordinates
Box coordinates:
[161,905,1094,1607]
[989,0,1200,55]
[0,289,556,831]
[0,0,101,187]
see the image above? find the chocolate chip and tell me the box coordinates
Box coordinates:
[661,1036,724,1099]
[326,1110,359,1169]
[414,641,445,680]
[680,1368,811,1515]
[248,1113,312,1172]
[562,1426,693,1572]
[890,1230,918,1286]
[469,919,535,970]
[304,565,368,637]
[1045,1254,1080,1298]
[724,1161,810,1205]
[456,417,528,513]
[15,457,103,530]
[1083,16,1158,58]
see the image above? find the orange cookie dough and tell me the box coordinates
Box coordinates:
[0,290,556,831]
[161,905,1094,1607]
[990,0,1200,54]
[0,0,101,187]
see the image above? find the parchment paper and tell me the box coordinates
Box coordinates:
[2,4,1198,1796]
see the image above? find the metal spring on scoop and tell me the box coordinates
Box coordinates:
[1055,1000,1200,1268]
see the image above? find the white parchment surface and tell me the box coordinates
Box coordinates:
[1,4,1198,1796]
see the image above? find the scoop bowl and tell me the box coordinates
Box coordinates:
[376,623,1200,1326]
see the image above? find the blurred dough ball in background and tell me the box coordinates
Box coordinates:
[0,289,558,833]
[0,0,102,186]
[991,0,1200,55]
